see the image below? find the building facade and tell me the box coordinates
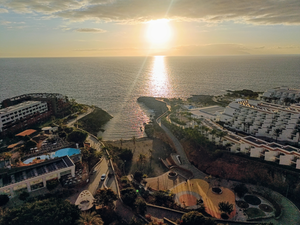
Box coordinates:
[0,156,75,197]
[0,101,50,134]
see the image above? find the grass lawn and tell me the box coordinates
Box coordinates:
[245,207,265,219]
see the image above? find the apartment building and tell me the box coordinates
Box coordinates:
[261,87,300,104]
[220,134,300,169]
[219,99,300,143]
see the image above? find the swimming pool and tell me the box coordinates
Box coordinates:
[23,148,80,164]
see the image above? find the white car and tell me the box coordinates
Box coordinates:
[100,174,106,181]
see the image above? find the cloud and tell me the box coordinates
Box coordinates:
[254,46,265,49]
[171,44,251,55]
[75,28,106,33]
[1,0,300,25]
[0,8,8,13]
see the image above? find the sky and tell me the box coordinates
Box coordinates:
[0,0,300,57]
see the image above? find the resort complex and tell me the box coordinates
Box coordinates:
[1,89,300,225]
[219,99,300,143]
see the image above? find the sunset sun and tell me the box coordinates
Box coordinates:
[146,19,172,44]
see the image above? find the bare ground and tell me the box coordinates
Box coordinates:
[105,137,175,177]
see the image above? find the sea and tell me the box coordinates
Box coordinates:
[0,55,300,140]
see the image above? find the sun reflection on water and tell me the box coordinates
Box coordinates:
[149,56,172,97]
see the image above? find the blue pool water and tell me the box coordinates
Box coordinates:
[23,148,80,164]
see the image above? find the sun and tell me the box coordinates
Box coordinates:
[146,19,172,44]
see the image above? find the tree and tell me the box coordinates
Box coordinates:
[133,171,143,183]
[134,198,147,216]
[218,201,234,216]
[58,131,67,139]
[138,153,147,169]
[23,140,37,153]
[0,194,9,206]
[94,188,118,210]
[216,131,227,145]
[234,184,248,198]
[148,149,153,168]
[121,188,137,208]
[1,198,80,225]
[67,130,88,144]
[77,211,103,225]
[181,211,216,225]
[118,148,133,162]
[132,136,136,152]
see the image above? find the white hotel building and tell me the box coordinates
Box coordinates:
[261,86,300,104]
[219,99,300,143]
[221,134,300,169]
[0,101,48,132]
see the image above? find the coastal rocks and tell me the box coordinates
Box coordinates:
[137,97,168,118]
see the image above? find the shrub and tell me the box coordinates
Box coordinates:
[19,191,30,201]
[234,183,248,198]
[0,194,9,206]
[134,171,143,183]
[46,179,60,191]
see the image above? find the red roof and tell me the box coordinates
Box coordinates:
[16,129,37,137]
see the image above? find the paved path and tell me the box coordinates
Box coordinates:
[67,107,94,127]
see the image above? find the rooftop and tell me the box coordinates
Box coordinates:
[0,101,42,115]
[16,129,37,137]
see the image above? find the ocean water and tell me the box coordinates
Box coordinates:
[1,55,300,140]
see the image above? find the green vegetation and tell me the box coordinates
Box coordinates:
[170,115,186,125]
[77,211,103,225]
[187,95,216,106]
[46,179,60,191]
[81,146,102,171]
[0,198,80,225]
[218,201,234,218]
[181,211,216,225]
[234,183,248,198]
[225,89,261,99]
[0,194,9,206]
[77,106,113,135]
[105,145,133,175]
[121,188,138,208]
[18,191,30,201]
[67,130,88,144]
[134,198,147,216]
[94,188,118,210]
[244,207,266,219]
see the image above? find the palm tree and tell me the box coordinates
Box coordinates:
[132,136,136,152]
[120,138,123,149]
[218,201,234,216]
[77,211,103,225]
[274,128,281,142]
[138,153,147,169]
[210,129,217,141]
[148,149,153,168]
[203,126,209,136]
[216,131,227,145]
[296,125,300,147]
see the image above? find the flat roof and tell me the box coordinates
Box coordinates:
[0,101,42,115]
[0,156,74,187]
[244,137,267,145]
